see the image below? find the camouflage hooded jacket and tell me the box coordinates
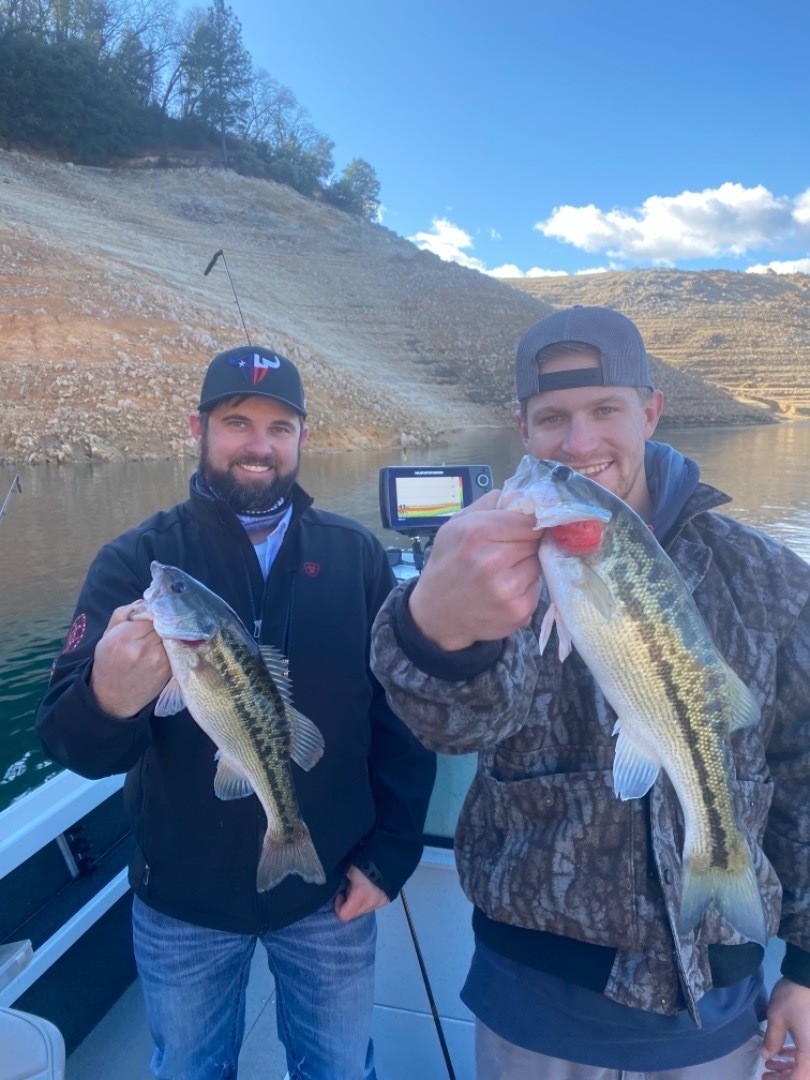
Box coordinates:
[370,481,810,1023]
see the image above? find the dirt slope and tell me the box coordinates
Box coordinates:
[0,151,787,465]
[506,270,810,419]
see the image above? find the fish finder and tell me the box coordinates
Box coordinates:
[379,464,494,538]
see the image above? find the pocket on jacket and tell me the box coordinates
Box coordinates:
[458,767,650,951]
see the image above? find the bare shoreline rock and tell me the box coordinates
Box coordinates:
[3,150,805,468]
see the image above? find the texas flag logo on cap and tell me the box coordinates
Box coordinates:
[229,352,282,386]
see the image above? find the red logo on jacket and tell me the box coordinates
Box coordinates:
[63,613,87,653]
[302,562,320,578]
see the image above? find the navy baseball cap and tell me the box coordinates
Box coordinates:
[199,346,307,416]
[515,306,654,400]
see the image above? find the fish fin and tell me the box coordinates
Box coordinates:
[256,641,324,770]
[258,645,295,707]
[538,603,573,661]
[677,855,767,946]
[289,708,325,772]
[538,603,557,655]
[724,665,761,732]
[555,615,573,662]
[154,677,186,717]
[213,752,254,800]
[612,723,661,799]
[576,564,616,620]
[256,823,326,891]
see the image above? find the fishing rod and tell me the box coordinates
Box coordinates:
[400,888,457,1079]
[203,249,252,345]
[0,474,22,526]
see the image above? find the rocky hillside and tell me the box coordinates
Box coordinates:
[506,270,810,419]
[0,150,797,466]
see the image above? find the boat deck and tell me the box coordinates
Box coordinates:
[65,847,787,1080]
[66,849,476,1079]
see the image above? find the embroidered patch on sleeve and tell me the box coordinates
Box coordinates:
[63,612,88,653]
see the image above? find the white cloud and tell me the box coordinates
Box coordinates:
[535,183,810,262]
[527,264,570,276]
[487,263,528,278]
[792,190,810,226]
[492,264,612,279]
[408,218,583,279]
[407,218,485,272]
[491,265,570,278]
[745,257,810,275]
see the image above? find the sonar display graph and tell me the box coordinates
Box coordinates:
[395,474,465,522]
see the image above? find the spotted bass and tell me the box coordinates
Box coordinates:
[136,561,326,891]
[498,454,766,944]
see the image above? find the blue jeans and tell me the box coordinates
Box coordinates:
[132,895,377,1080]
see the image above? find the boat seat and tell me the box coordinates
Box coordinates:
[0,1007,65,1080]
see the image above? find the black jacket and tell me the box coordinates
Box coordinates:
[37,478,436,934]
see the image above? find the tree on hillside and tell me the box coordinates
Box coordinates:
[110,26,157,104]
[0,34,139,160]
[325,157,381,220]
[178,0,250,162]
[0,0,49,40]
[0,0,387,212]
[243,69,334,193]
[105,0,179,106]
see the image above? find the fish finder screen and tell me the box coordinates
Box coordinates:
[379,464,493,534]
[393,474,465,524]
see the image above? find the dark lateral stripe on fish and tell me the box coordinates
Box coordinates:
[614,541,737,871]
[214,633,301,841]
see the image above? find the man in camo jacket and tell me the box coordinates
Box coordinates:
[370,306,810,1079]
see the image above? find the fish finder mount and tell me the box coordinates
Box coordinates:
[378,464,494,575]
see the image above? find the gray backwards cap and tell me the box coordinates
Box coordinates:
[199,345,306,416]
[515,305,654,400]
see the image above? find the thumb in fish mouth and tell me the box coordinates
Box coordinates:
[128,599,151,621]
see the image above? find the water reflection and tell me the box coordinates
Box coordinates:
[1,421,808,811]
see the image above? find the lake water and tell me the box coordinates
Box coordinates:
[1,421,809,814]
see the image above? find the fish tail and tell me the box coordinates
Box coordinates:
[256,824,326,892]
[677,853,767,946]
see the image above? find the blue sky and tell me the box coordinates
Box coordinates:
[214,1,810,279]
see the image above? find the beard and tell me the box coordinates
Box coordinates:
[198,439,300,514]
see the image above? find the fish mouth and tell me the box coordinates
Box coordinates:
[500,487,610,528]
[532,502,611,528]
[146,606,206,641]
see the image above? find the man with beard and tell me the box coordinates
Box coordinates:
[36,345,436,1080]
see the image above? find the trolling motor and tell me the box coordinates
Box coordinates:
[379,463,493,577]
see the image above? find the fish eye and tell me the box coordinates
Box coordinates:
[551,464,573,482]
[170,581,186,594]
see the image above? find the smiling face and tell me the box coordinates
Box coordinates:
[189,395,309,513]
[517,351,664,518]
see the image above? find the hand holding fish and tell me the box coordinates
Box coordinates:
[90,601,172,719]
[408,489,544,651]
[333,866,390,923]
[499,455,768,945]
[139,562,327,891]
[761,979,810,1079]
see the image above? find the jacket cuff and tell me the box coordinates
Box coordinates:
[392,579,503,680]
[781,943,810,988]
[348,843,399,901]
